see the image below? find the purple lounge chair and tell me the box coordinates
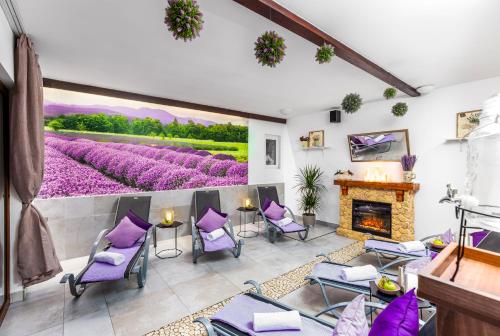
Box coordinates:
[194,280,436,336]
[257,186,309,243]
[350,134,397,158]
[191,190,243,263]
[60,196,153,297]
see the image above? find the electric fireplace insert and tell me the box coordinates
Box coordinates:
[352,199,392,238]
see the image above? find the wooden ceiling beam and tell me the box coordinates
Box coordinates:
[233,0,420,97]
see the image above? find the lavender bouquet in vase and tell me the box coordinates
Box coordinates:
[401,155,417,182]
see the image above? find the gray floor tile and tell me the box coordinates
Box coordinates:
[63,309,114,336]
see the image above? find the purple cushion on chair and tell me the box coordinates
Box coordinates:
[332,294,369,336]
[196,208,227,233]
[368,289,419,336]
[127,209,152,231]
[105,216,146,248]
[262,197,285,211]
[264,201,286,220]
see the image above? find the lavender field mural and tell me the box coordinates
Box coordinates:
[40,88,248,198]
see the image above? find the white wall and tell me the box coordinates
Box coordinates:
[284,76,500,239]
[0,7,14,85]
[248,119,287,184]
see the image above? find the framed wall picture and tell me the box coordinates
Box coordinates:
[456,110,481,139]
[308,130,324,147]
[265,134,280,168]
[347,129,410,162]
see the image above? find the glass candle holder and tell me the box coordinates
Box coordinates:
[164,210,174,225]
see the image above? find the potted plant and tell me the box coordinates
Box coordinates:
[401,154,417,182]
[334,169,354,180]
[294,165,326,227]
[299,136,310,149]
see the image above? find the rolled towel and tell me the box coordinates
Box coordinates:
[274,217,293,227]
[206,228,225,241]
[253,311,302,332]
[340,264,378,282]
[398,241,426,253]
[94,251,125,266]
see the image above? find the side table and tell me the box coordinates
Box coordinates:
[368,281,433,315]
[236,207,258,238]
[153,221,184,259]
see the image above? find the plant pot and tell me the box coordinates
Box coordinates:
[301,140,309,149]
[402,170,416,183]
[302,213,316,227]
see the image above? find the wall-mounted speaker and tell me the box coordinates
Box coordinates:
[330,109,341,123]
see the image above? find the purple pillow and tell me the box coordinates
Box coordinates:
[368,289,419,336]
[332,294,369,336]
[196,208,227,233]
[262,197,284,211]
[105,216,146,248]
[264,201,286,220]
[127,209,152,231]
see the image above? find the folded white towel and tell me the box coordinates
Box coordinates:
[253,311,302,332]
[94,251,125,266]
[340,265,378,282]
[207,228,225,241]
[398,241,426,253]
[274,217,293,227]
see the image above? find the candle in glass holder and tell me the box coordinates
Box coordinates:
[244,198,252,209]
[164,210,174,225]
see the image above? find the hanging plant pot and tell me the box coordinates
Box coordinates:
[164,0,204,42]
[341,93,363,113]
[383,87,397,99]
[254,31,286,67]
[392,102,408,117]
[315,43,335,64]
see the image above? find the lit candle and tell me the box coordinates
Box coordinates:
[164,210,174,224]
[244,199,251,208]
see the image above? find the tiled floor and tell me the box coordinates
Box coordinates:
[1,223,356,336]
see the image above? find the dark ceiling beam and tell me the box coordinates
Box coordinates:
[43,78,287,124]
[233,0,420,97]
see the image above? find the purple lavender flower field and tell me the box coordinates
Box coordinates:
[39,133,248,198]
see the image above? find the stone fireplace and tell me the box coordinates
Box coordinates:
[334,179,419,242]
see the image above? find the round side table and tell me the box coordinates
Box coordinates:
[153,221,183,259]
[236,207,258,238]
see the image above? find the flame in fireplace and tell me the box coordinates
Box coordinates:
[364,167,390,182]
[359,217,388,232]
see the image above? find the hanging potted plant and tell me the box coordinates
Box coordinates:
[164,0,204,42]
[294,165,326,227]
[315,43,335,64]
[254,31,286,67]
[392,102,408,117]
[341,93,363,113]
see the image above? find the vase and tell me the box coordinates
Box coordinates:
[403,171,416,183]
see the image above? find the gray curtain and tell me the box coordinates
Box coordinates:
[10,34,62,286]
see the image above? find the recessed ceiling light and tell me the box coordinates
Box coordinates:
[279,108,293,116]
[417,85,435,95]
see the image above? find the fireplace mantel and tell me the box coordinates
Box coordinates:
[334,179,420,202]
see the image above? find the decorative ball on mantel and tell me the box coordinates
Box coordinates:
[164,0,204,42]
[392,102,408,117]
[254,31,286,67]
[341,93,363,113]
[383,87,397,99]
[315,43,335,64]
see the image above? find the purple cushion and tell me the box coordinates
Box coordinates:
[262,197,284,211]
[332,294,369,336]
[105,216,146,248]
[196,208,227,233]
[127,209,152,231]
[471,230,489,247]
[264,201,286,220]
[368,289,419,336]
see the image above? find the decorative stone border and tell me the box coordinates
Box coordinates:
[146,241,364,336]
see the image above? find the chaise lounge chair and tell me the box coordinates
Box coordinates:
[191,190,243,263]
[257,186,309,243]
[194,280,436,336]
[60,196,153,297]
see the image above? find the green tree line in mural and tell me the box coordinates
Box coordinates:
[45,113,248,143]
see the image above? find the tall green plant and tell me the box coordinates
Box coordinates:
[294,165,326,215]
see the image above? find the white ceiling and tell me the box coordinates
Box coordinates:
[13,0,500,118]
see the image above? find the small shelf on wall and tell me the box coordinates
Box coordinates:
[444,138,468,143]
[301,146,330,151]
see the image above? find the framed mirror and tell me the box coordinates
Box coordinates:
[348,129,410,162]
